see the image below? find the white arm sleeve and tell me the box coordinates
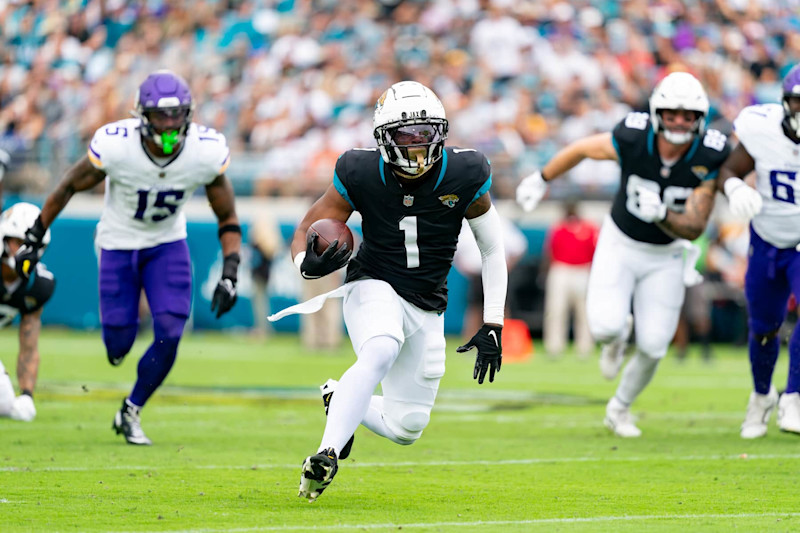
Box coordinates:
[467,204,508,326]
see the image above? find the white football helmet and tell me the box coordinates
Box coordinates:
[649,72,709,145]
[0,203,51,265]
[373,81,448,177]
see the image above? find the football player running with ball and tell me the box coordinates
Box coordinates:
[517,72,730,437]
[717,64,800,439]
[274,81,507,501]
[14,70,241,445]
[0,203,56,423]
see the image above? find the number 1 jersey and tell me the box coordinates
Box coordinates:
[87,118,231,250]
[335,147,492,312]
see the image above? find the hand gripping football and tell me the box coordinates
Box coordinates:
[307,218,354,256]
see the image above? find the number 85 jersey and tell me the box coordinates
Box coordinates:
[734,104,800,248]
[87,118,231,250]
[610,112,730,245]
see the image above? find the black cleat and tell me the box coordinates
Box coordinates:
[112,398,152,445]
[320,379,354,459]
[298,447,338,502]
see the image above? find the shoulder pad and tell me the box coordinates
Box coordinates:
[88,119,139,170]
[191,124,231,176]
[22,264,56,313]
[699,128,728,153]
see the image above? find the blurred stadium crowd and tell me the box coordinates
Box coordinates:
[2,0,800,200]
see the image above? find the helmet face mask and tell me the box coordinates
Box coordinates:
[373,81,449,177]
[649,72,709,145]
[133,70,194,155]
[0,203,51,270]
[782,64,800,141]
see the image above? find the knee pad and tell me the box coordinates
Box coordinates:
[752,329,779,347]
[103,325,137,360]
[384,402,431,444]
[589,319,626,346]
[153,312,187,342]
[635,337,669,359]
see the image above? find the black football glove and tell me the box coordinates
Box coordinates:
[299,231,352,280]
[15,215,47,280]
[211,252,239,318]
[457,324,503,384]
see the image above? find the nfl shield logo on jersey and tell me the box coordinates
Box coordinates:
[403,195,414,207]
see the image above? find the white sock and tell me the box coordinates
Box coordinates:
[616,351,660,405]
[319,335,400,455]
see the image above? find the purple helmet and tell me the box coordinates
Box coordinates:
[133,70,193,153]
[782,64,800,139]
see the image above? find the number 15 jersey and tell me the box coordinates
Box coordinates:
[87,118,231,250]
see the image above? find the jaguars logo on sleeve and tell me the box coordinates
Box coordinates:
[335,146,491,312]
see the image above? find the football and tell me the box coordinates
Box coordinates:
[308,218,354,256]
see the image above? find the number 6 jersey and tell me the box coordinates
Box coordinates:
[87,118,231,250]
[734,104,800,248]
[610,112,730,245]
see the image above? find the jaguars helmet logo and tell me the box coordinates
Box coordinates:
[438,194,459,208]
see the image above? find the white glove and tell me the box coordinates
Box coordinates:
[10,394,36,422]
[680,240,704,287]
[724,177,763,220]
[516,171,548,212]
[635,186,667,223]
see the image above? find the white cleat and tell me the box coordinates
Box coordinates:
[777,392,800,434]
[604,396,642,438]
[740,386,778,439]
[599,315,633,381]
[9,394,36,422]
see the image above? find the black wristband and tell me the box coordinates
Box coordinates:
[21,389,33,399]
[218,224,242,239]
[222,252,240,281]
[540,170,549,182]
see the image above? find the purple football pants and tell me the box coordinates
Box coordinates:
[745,227,800,395]
[99,240,192,407]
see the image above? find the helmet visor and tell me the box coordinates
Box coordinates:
[388,123,445,147]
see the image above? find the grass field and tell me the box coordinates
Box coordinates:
[1,328,799,532]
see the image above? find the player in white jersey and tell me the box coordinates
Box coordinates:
[13,70,242,444]
[718,64,800,438]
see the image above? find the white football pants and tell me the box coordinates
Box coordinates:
[342,279,446,442]
[586,216,686,359]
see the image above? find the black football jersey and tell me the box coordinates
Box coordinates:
[610,112,731,244]
[0,264,56,326]
[335,147,492,312]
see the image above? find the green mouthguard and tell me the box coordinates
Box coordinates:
[160,131,180,154]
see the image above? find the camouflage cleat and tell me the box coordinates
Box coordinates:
[298,447,338,502]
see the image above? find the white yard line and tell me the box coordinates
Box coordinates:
[128,512,800,532]
[3,453,800,473]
